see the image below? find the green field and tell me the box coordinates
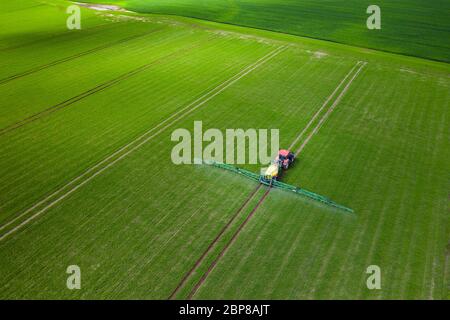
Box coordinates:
[80,0,450,62]
[0,0,449,299]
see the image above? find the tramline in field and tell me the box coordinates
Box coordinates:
[202,149,354,213]
[0,0,448,300]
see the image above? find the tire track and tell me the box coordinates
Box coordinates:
[0,28,164,86]
[0,36,200,136]
[0,46,285,241]
[290,61,367,297]
[0,21,120,53]
[288,61,363,151]
[184,60,367,299]
[294,61,367,156]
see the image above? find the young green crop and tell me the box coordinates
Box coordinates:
[94,0,450,62]
[0,0,448,299]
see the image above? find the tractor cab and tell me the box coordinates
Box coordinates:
[276,149,295,169]
[260,149,295,184]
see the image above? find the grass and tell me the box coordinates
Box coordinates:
[0,0,448,299]
[85,0,450,63]
[195,62,450,299]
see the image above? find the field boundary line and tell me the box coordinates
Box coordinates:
[0,46,286,241]
[168,184,262,299]
[188,186,272,299]
[288,61,362,151]
[294,61,367,156]
[0,28,165,86]
[0,36,205,136]
[185,61,367,298]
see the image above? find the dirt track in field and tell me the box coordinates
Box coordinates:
[168,184,262,299]
[294,61,367,156]
[0,32,205,137]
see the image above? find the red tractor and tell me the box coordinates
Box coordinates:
[276,149,295,170]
